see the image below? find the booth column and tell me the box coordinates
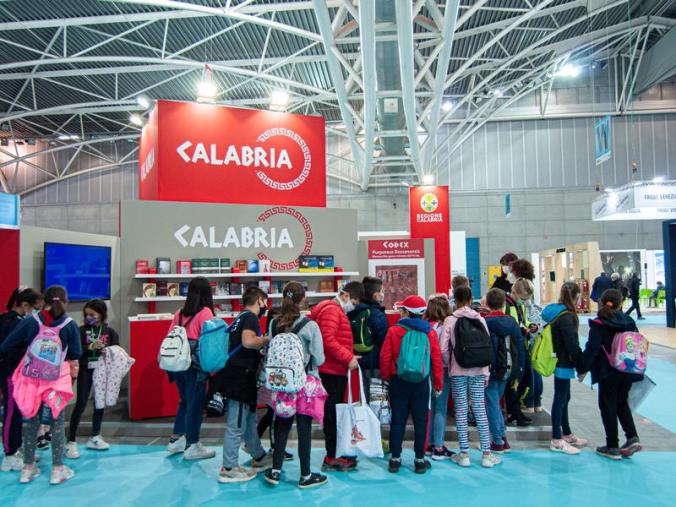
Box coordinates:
[663,220,676,328]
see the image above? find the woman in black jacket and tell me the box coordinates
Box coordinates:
[491,252,518,293]
[578,289,642,460]
[543,282,586,455]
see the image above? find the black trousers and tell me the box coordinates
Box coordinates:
[598,373,638,448]
[389,376,429,460]
[272,414,312,477]
[625,297,642,319]
[69,367,104,441]
[1,373,22,456]
[319,372,347,459]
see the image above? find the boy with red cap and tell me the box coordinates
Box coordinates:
[380,295,443,474]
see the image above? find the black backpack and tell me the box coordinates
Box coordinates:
[490,332,521,381]
[453,317,493,368]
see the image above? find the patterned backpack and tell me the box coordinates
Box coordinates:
[604,331,648,376]
[264,318,309,393]
[21,316,72,381]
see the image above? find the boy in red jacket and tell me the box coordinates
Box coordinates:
[309,288,360,472]
[380,295,443,475]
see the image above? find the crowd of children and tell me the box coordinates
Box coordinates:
[0,255,646,488]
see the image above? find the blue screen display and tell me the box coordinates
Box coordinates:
[44,243,112,301]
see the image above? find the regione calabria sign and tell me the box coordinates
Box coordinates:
[138,100,326,207]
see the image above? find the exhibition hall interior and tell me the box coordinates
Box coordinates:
[0,1,676,506]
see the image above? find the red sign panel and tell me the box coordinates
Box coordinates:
[138,100,326,207]
[409,185,450,294]
[368,239,424,259]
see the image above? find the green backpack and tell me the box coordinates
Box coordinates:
[531,311,568,377]
[396,325,431,383]
[350,308,374,353]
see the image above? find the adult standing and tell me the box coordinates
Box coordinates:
[591,272,613,305]
[625,273,645,320]
[491,253,518,293]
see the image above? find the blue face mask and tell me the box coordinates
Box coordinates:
[85,317,99,327]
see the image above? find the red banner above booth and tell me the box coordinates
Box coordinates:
[138,100,326,207]
[409,185,450,295]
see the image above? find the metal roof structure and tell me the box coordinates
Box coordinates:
[1,0,675,196]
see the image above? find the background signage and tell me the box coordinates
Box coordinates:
[592,181,676,221]
[368,239,424,260]
[0,193,20,229]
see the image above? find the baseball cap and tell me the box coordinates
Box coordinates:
[394,295,428,314]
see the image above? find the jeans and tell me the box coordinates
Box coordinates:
[551,377,572,439]
[172,368,207,445]
[222,399,266,469]
[451,376,490,452]
[430,368,451,448]
[319,372,347,459]
[23,407,65,466]
[1,373,22,456]
[598,372,638,448]
[388,376,429,460]
[69,367,104,441]
[485,380,507,445]
[625,297,643,319]
[272,414,312,477]
[522,348,543,408]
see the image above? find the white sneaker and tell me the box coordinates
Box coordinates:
[50,465,75,485]
[563,434,588,447]
[65,442,80,460]
[183,442,216,461]
[217,466,257,483]
[1,453,24,472]
[550,439,581,455]
[86,435,110,451]
[451,452,470,467]
[481,453,502,468]
[19,465,40,484]
[167,435,186,455]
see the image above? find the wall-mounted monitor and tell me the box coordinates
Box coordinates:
[43,242,112,302]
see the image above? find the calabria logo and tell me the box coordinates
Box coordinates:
[257,206,313,270]
[420,193,439,213]
[175,127,312,191]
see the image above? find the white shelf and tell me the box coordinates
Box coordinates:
[134,292,339,303]
[134,271,359,279]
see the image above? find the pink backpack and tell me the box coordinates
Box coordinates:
[21,316,72,381]
[603,331,648,376]
[296,375,328,425]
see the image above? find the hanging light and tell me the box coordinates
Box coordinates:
[136,95,151,109]
[422,174,434,185]
[492,89,504,98]
[196,65,218,102]
[270,89,290,111]
[555,63,581,78]
[129,114,145,127]
[441,100,454,112]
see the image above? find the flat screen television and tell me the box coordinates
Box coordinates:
[43,242,112,302]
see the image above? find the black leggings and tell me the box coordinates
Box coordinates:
[272,414,312,477]
[257,406,274,441]
[69,367,104,441]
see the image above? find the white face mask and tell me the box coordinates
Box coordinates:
[507,273,517,284]
[502,265,511,275]
[342,301,355,314]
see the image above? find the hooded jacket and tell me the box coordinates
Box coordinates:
[542,304,581,370]
[347,299,389,370]
[309,299,354,376]
[440,306,491,378]
[578,311,638,384]
[485,311,524,381]
[379,317,443,391]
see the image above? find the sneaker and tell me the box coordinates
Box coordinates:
[414,459,431,474]
[563,434,588,448]
[534,406,544,413]
[550,439,581,455]
[502,436,512,453]
[167,435,186,455]
[65,442,80,460]
[19,465,40,484]
[321,457,352,472]
[264,469,280,486]
[425,445,433,457]
[49,465,75,485]
[298,472,328,489]
[183,442,216,461]
[36,436,50,451]
[637,317,646,321]
[217,466,257,483]
[388,458,401,473]
[490,442,505,454]
[620,437,642,458]
[522,407,535,414]
[431,446,454,460]
[596,446,622,460]
[1,453,24,472]
[284,451,294,462]
[481,453,502,468]
[86,435,110,451]
[451,452,470,468]
[251,451,273,470]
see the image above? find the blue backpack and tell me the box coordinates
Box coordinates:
[198,314,245,373]
[396,325,431,383]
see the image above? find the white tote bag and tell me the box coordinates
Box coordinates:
[628,375,656,411]
[336,365,384,458]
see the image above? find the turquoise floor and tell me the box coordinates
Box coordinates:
[1,446,674,507]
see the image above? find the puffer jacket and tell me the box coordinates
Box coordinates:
[93,345,135,409]
[12,359,73,419]
[309,299,354,376]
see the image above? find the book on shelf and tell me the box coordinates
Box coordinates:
[215,282,229,296]
[220,258,231,273]
[318,255,335,272]
[176,260,192,274]
[209,281,217,295]
[135,260,149,274]
[179,282,189,297]
[259,259,271,273]
[247,260,259,273]
[156,281,168,297]
[298,255,319,272]
[259,280,271,294]
[235,260,248,273]
[167,283,180,297]
[319,280,335,293]
[156,258,171,275]
[142,283,157,298]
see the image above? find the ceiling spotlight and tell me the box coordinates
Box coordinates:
[555,63,581,78]
[493,89,503,98]
[401,181,411,187]
[129,114,145,127]
[422,174,434,185]
[136,95,151,109]
[57,134,79,141]
[196,65,218,102]
[441,100,453,113]
[653,176,665,183]
[270,89,290,111]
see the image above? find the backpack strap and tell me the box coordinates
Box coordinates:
[291,317,310,336]
[180,312,197,329]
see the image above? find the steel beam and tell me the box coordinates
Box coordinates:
[358,0,376,190]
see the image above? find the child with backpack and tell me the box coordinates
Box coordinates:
[424,296,453,460]
[380,295,443,474]
[578,289,644,460]
[441,286,501,468]
[165,277,216,461]
[541,282,587,455]
[264,282,327,489]
[0,286,82,485]
[65,299,119,459]
[484,288,523,454]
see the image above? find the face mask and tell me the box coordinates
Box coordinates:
[502,265,511,275]
[31,309,40,317]
[85,317,99,327]
[507,273,517,284]
[342,301,355,314]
